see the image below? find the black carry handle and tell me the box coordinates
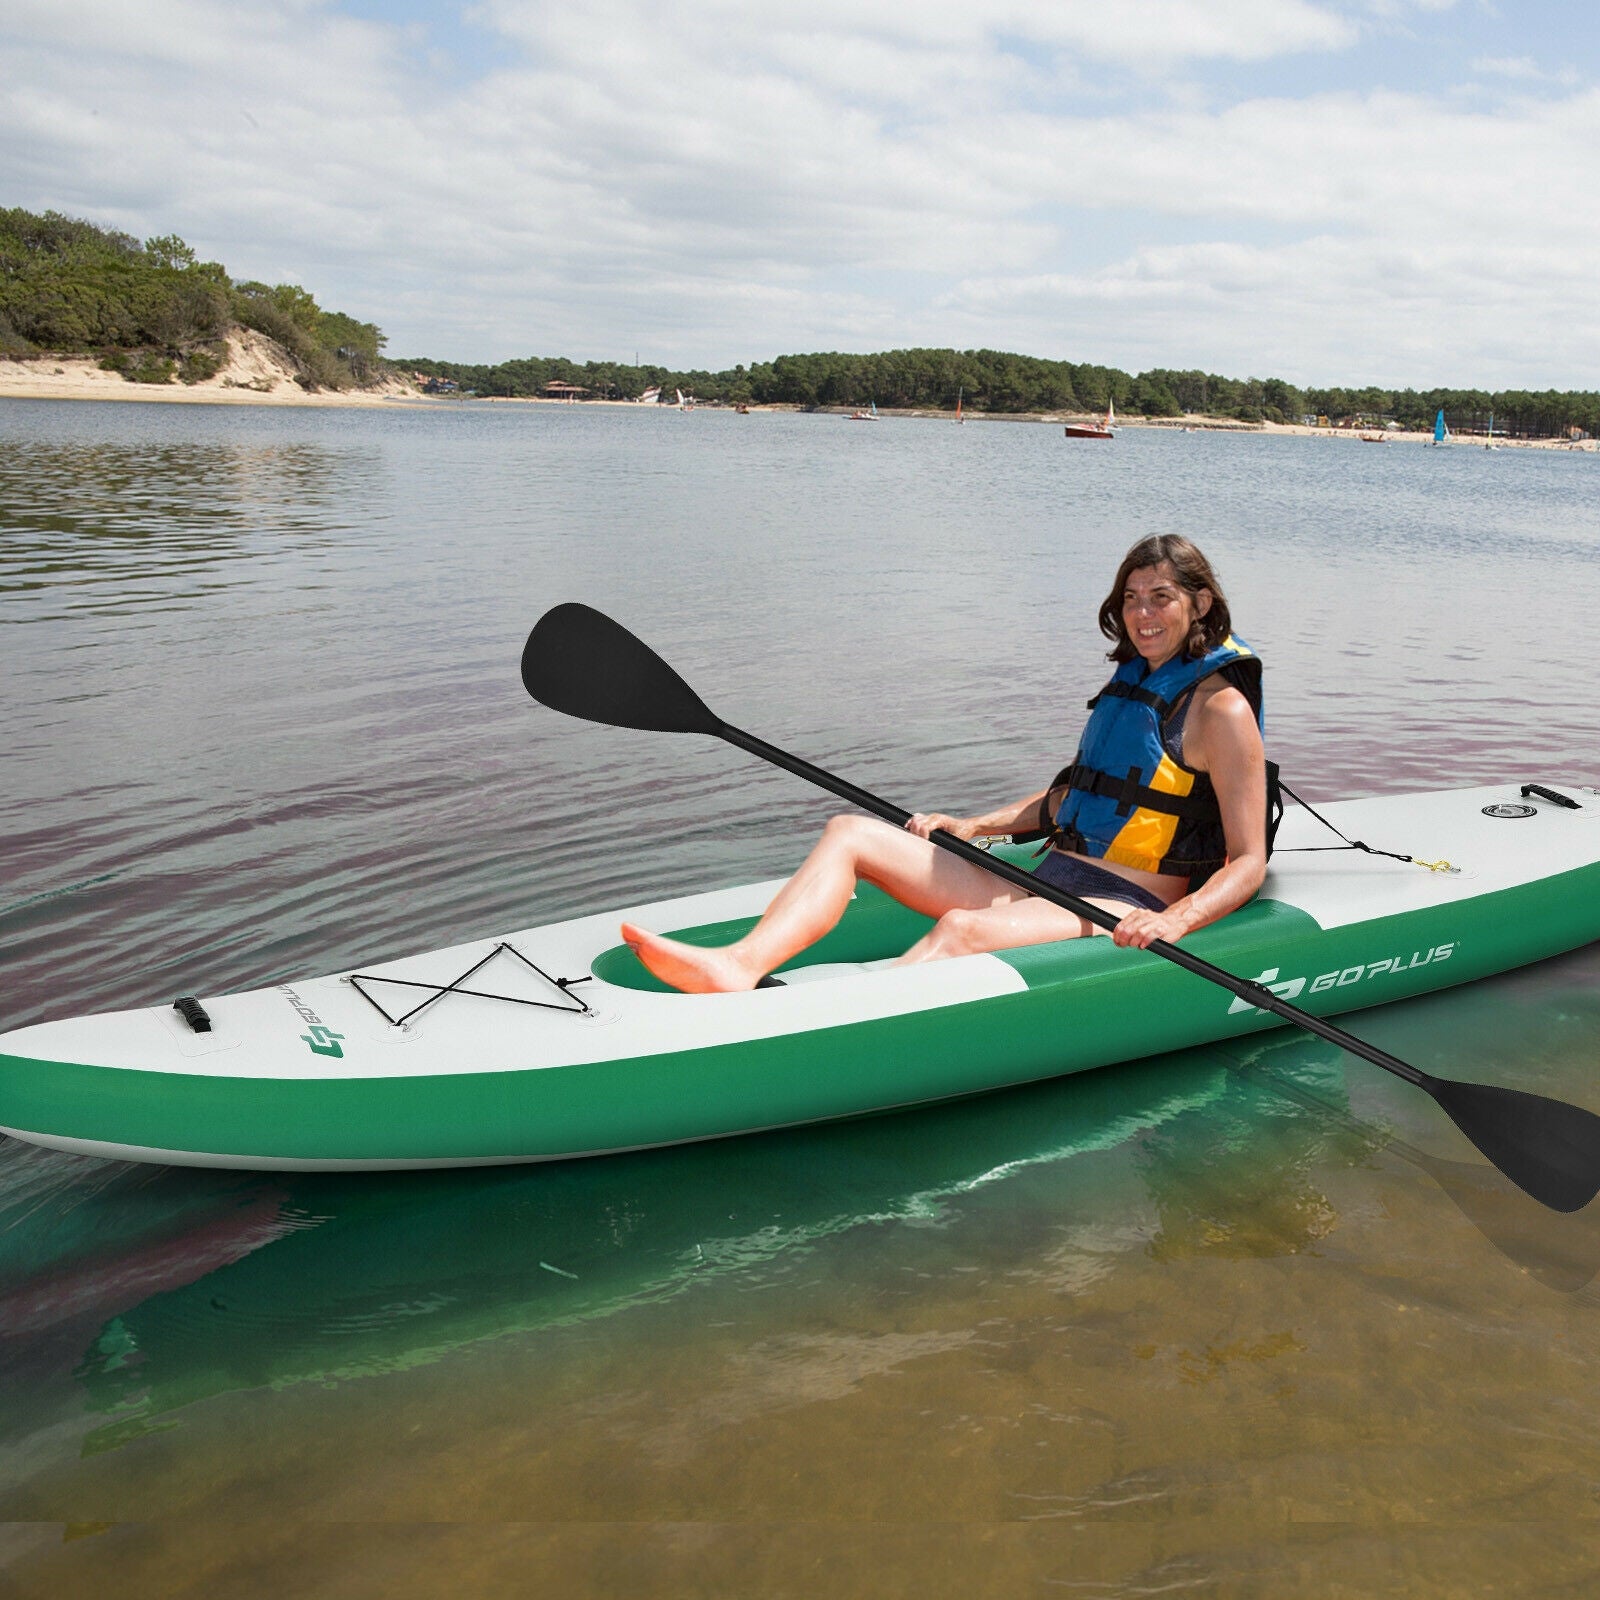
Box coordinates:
[173,995,212,1034]
[1522,784,1582,810]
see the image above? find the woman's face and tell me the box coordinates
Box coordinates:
[1122,562,1209,671]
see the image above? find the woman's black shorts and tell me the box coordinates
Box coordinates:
[1030,849,1170,914]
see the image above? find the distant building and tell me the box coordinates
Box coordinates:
[543,381,589,401]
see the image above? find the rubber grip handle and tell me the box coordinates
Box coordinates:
[173,995,213,1033]
[1521,784,1581,810]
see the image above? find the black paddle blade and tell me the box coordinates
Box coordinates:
[521,603,722,736]
[1427,1077,1600,1213]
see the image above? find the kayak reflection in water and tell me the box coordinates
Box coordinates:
[623,535,1269,994]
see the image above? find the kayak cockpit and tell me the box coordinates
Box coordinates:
[589,881,937,993]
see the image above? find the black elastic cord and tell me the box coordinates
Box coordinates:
[347,942,594,1027]
[1275,778,1418,865]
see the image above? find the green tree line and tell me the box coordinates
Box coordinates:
[0,207,386,389]
[5,207,1593,431]
[402,347,1600,438]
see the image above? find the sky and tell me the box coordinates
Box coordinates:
[2,0,1597,387]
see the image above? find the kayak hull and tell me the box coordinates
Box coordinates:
[3,782,1598,1169]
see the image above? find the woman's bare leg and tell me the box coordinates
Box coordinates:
[621,814,1031,993]
[894,894,1136,965]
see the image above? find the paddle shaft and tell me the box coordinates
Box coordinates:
[717,721,1431,1091]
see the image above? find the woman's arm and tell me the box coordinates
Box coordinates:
[904,791,1049,843]
[1110,686,1267,949]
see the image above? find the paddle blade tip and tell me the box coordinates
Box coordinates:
[521,603,722,736]
[1429,1078,1600,1214]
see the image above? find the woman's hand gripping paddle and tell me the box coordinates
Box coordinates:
[521,602,1600,1215]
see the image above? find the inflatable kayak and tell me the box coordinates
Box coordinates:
[1,781,1597,1171]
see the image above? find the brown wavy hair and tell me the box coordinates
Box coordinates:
[1098,535,1233,663]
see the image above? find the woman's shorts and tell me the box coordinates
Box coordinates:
[1030,849,1170,914]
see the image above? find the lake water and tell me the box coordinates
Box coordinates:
[3,398,1600,1595]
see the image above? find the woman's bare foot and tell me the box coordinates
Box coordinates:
[620,923,759,994]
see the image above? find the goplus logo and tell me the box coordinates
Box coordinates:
[1229,943,1457,1014]
[278,985,347,1058]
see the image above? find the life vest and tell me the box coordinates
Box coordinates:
[1046,636,1264,886]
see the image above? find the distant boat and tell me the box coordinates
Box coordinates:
[736,403,750,414]
[676,389,695,411]
[1485,410,1500,449]
[955,387,964,424]
[639,386,661,405]
[1432,408,1450,446]
[849,400,878,420]
[1360,431,1389,443]
[1064,397,1115,440]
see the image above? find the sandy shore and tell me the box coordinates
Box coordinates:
[875,408,1595,449]
[0,331,422,407]
[1257,418,1594,450]
[1,348,1592,449]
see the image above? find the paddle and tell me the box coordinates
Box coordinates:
[521,602,1600,1214]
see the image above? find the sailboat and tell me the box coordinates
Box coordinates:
[1484,409,1500,450]
[1064,396,1115,440]
[849,399,879,420]
[1432,408,1451,446]
[955,386,964,424]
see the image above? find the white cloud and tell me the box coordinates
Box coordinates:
[1474,55,1545,80]
[0,0,1596,384]
[942,229,1600,387]
[1470,54,1581,87]
[479,0,1357,72]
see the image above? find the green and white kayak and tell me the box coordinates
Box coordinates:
[2,781,1597,1171]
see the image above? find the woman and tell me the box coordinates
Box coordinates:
[623,535,1268,993]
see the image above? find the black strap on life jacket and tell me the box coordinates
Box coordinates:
[1085,679,1174,716]
[1053,760,1215,821]
[1013,757,1284,861]
[1088,657,1263,719]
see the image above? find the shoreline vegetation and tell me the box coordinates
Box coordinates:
[0,206,385,396]
[2,352,1591,448]
[2,206,1595,446]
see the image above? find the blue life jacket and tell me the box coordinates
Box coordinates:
[1048,636,1264,885]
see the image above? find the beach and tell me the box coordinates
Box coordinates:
[0,331,419,407]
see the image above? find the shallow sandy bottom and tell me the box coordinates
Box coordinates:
[5,952,1600,1597]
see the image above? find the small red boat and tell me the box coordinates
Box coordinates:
[1064,398,1115,439]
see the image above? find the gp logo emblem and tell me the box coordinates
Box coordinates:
[301,1024,346,1059]
[1229,943,1456,1014]
[278,985,347,1059]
